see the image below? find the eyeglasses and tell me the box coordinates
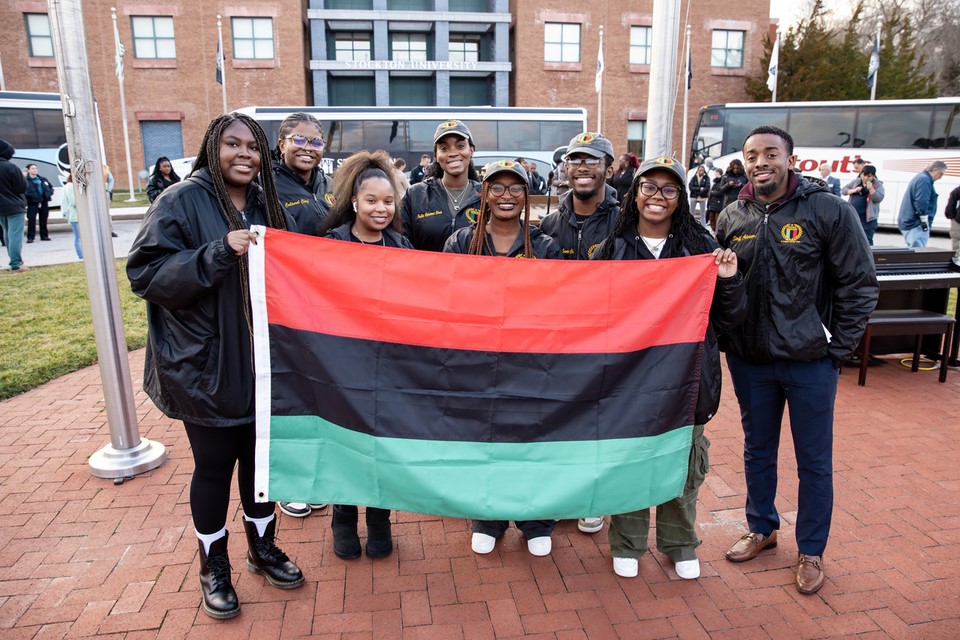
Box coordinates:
[565,157,603,168]
[488,183,526,197]
[284,135,325,150]
[637,181,681,200]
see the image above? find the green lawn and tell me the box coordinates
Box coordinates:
[0,260,147,400]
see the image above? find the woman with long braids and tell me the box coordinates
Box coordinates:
[444,160,560,557]
[127,113,304,620]
[317,150,410,560]
[273,111,333,238]
[593,156,745,581]
[399,120,482,251]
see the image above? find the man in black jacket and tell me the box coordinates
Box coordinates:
[947,184,960,272]
[24,163,54,242]
[717,126,878,595]
[0,140,28,271]
[409,154,431,185]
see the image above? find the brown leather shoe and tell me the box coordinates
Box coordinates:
[796,554,824,594]
[725,531,777,562]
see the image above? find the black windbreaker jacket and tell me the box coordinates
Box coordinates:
[442,224,562,259]
[274,162,332,237]
[716,175,878,366]
[0,140,27,214]
[127,169,293,427]
[399,176,482,251]
[538,184,620,260]
[594,231,747,425]
[325,222,414,249]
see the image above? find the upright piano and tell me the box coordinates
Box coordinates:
[871,247,960,364]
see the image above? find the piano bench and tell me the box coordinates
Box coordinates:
[859,310,956,386]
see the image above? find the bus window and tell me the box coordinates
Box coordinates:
[0,109,39,148]
[497,121,539,152]
[465,121,497,150]
[541,120,583,151]
[856,105,934,149]
[409,120,438,152]
[33,109,67,148]
[788,108,855,148]
[325,120,362,153]
[931,105,960,148]
[725,108,787,155]
[362,120,408,153]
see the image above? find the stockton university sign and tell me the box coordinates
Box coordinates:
[343,60,480,71]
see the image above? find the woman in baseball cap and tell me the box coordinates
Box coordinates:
[593,156,745,581]
[443,159,560,259]
[399,119,482,251]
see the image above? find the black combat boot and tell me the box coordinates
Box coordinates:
[331,505,362,560]
[365,507,393,559]
[198,532,240,619]
[243,517,305,589]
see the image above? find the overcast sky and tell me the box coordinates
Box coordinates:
[771,0,854,28]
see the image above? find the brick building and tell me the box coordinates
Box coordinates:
[0,0,307,190]
[510,0,772,165]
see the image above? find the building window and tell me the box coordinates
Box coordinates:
[334,32,371,62]
[232,17,274,60]
[131,16,176,59]
[711,29,744,68]
[330,76,376,107]
[450,77,489,106]
[449,34,481,63]
[544,22,580,63]
[628,120,646,159]
[140,121,184,172]
[328,0,373,7]
[390,77,433,106]
[387,0,430,9]
[24,13,53,58]
[391,33,428,62]
[450,0,487,10]
[630,26,651,65]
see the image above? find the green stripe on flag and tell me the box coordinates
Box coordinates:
[266,415,693,520]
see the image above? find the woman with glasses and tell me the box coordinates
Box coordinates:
[593,156,745,581]
[399,120,481,251]
[444,160,560,556]
[273,112,333,238]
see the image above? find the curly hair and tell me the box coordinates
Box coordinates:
[317,150,402,236]
[595,170,713,260]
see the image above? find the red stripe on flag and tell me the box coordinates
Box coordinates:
[261,229,716,354]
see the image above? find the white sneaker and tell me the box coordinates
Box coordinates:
[471,532,497,554]
[675,559,701,579]
[279,502,311,517]
[308,503,328,510]
[578,516,604,534]
[613,557,639,578]
[527,536,552,556]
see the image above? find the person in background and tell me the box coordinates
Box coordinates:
[607,153,638,205]
[399,120,481,251]
[393,158,411,199]
[528,162,547,195]
[706,167,725,233]
[272,112,333,239]
[719,159,748,210]
[409,153,432,185]
[443,159,561,557]
[61,172,82,260]
[24,163,54,243]
[717,125,877,596]
[103,165,118,237]
[593,156,744,581]
[946,183,960,272]
[317,150,412,560]
[856,165,885,246]
[841,157,867,203]
[818,163,841,196]
[127,113,304,620]
[688,164,711,227]
[0,139,28,271]
[146,157,181,203]
[898,161,947,248]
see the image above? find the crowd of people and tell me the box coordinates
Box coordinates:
[6,111,949,617]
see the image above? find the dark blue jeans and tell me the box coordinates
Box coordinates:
[726,354,838,556]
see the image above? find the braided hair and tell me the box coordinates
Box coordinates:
[189,112,287,324]
[272,112,324,164]
[595,169,713,260]
[317,150,402,236]
[467,179,534,258]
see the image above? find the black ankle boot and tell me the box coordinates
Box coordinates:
[243,517,304,589]
[365,507,393,559]
[198,532,240,619]
[331,505,362,560]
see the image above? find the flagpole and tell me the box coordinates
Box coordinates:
[596,25,603,132]
[870,22,882,101]
[681,24,690,167]
[111,7,136,202]
[218,14,228,113]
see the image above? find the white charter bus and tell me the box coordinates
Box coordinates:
[690,98,960,231]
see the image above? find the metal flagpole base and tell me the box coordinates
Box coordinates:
[88,438,167,480]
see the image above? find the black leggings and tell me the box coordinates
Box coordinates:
[184,421,274,534]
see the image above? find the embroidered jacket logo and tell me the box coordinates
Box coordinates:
[780,223,803,243]
[324,193,335,206]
